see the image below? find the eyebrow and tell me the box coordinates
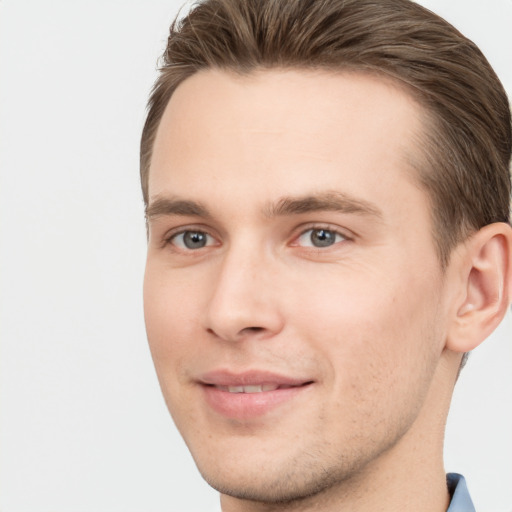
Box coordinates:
[264,191,383,219]
[146,191,383,221]
[145,197,212,220]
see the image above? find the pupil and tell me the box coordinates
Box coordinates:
[311,229,334,247]
[184,231,206,249]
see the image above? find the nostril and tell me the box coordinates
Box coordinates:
[206,326,264,338]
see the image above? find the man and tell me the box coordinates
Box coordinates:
[140,0,512,510]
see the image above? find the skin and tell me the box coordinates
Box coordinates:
[143,69,510,511]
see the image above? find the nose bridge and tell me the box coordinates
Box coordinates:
[204,235,283,341]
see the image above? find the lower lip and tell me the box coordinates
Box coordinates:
[202,384,312,419]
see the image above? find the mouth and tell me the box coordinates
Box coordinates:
[210,383,307,393]
[198,370,314,419]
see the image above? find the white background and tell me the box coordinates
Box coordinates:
[0,1,511,511]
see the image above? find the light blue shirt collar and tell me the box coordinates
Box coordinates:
[446,473,476,512]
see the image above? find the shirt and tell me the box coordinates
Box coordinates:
[446,473,476,512]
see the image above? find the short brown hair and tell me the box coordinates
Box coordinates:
[140,0,511,267]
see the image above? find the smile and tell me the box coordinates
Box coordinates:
[213,383,298,393]
[199,371,314,419]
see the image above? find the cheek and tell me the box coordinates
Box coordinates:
[291,262,443,394]
[292,272,443,449]
[143,266,208,426]
[143,265,203,375]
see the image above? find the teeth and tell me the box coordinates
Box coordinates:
[221,384,280,393]
[240,385,261,393]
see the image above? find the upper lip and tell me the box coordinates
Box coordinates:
[198,369,313,388]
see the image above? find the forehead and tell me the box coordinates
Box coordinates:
[149,68,427,223]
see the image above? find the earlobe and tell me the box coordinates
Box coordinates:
[446,223,512,353]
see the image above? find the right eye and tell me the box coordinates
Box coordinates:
[169,230,216,250]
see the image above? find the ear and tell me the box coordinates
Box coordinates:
[446,222,512,353]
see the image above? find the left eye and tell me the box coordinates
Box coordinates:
[170,230,215,250]
[297,228,346,248]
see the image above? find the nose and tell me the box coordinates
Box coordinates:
[203,243,284,342]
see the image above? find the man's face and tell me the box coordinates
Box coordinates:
[144,69,451,502]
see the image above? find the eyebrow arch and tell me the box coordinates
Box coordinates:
[264,191,383,219]
[145,197,211,221]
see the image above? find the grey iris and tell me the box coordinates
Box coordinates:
[311,229,336,247]
[184,231,207,249]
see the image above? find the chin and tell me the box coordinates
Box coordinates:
[201,465,343,505]
[191,441,371,507]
